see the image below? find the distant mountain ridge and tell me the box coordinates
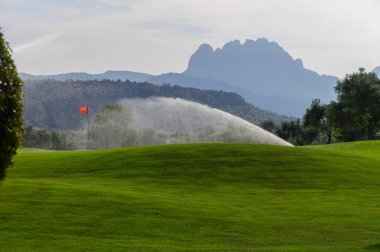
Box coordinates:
[20,70,152,82]
[147,73,241,93]
[21,38,344,116]
[181,38,339,116]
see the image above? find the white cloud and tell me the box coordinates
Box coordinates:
[1,0,380,76]
[13,31,63,53]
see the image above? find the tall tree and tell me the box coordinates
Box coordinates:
[259,119,276,133]
[88,104,137,149]
[0,29,23,180]
[303,99,332,144]
[334,68,380,140]
[327,101,359,142]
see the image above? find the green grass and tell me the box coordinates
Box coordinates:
[1,142,380,251]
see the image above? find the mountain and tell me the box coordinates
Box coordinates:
[21,38,341,116]
[373,66,380,77]
[20,70,152,82]
[23,79,292,130]
[147,73,241,92]
[181,38,338,116]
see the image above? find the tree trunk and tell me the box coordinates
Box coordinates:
[367,121,374,140]
[350,131,356,141]
[327,131,332,144]
[323,126,332,144]
[0,163,5,180]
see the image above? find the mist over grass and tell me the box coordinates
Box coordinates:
[76,97,291,150]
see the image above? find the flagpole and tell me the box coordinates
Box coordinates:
[87,112,89,143]
[80,104,90,145]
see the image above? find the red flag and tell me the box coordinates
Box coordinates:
[79,104,88,114]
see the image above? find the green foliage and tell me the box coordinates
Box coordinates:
[207,124,255,143]
[89,104,158,149]
[298,68,380,145]
[1,142,380,250]
[22,126,75,150]
[259,119,276,133]
[138,128,158,146]
[276,119,319,146]
[101,103,123,113]
[0,29,23,179]
[303,99,332,144]
[89,105,135,149]
[333,68,380,140]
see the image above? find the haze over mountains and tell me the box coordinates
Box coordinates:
[20,38,380,116]
[154,38,339,116]
[23,79,291,130]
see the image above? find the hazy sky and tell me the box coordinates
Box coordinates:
[1,0,380,77]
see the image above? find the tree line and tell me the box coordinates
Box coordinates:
[22,126,75,150]
[267,68,380,145]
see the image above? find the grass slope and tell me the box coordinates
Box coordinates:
[1,142,380,251]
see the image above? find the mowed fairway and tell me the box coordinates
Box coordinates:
[1,143,380,251]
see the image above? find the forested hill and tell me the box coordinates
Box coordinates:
[23,79,292,130]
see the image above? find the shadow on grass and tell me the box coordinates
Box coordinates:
[366,244,380,250]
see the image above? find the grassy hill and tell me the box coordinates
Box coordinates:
[1,142,380,251]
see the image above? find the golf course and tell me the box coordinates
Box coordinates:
[1,142,380,251]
